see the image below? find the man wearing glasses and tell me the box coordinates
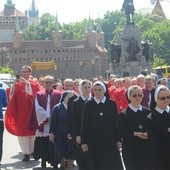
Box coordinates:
[33,75,62,168]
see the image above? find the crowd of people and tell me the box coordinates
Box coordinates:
[0,65,170,170]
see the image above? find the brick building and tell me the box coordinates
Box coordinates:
[0,0,108,80]
[0,0,27,42]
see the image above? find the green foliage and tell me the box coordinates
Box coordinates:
[102,11,125,44]
[142,19,170,63]
[39,13,56,40]
[62,21,85,40]
[0,66,14,74]
[22,10,170,66]
[23,13,56,40]
[136,15,156,33]
[23,23,41,40]
[152,56,167,68]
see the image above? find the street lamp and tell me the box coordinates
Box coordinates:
[0,45,8,67]
[80,61,83,78]
[91,58,95,77]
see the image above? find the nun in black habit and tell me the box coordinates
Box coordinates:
[80,81,123,170]
[146,85,170,170]
[49,91,74,170]
[117,85,152,170]
[71,79,92,170]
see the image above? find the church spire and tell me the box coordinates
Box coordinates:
[84,17,88,33]
[31,0,36,11]
[54,11,60,31]
[96,13,103,34]
[28,0,39,17]
[87,11,95,32]
[13,16,22,48]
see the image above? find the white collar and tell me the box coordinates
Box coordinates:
[129,103,142,112]
[155,105,170,114]
[94,96,106,104]
[81,95,91,101]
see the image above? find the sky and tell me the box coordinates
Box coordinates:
[0,0,170,23]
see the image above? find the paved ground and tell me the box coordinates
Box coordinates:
[1,129,126,170]
[1,108,125,170]
[1,129,78,170]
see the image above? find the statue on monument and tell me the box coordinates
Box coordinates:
[5,0,15,9]
[121,0,135,24]
[142,40,150,61]
[108,40,121,63]
[126,37,140,61]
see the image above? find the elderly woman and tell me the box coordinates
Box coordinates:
[117,85,152,170]
[80,81,123,170]
[147,85,170,170]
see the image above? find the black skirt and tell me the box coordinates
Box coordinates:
[33,136,54,165]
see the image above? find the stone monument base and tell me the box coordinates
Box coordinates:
[109,24,149,78]
[109,56,147,77]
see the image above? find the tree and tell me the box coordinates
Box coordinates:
[152,56,166,68]
[142,19,170,63]
[101,11,125,45]
[136,15,156,33]
[62,21,85,40]
[39,13,56,40]
[0,66,14,74]
[23,13,56,40]
[23,23,41,40]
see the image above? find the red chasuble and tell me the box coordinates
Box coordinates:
[114,88,128,113]
[5,81,40,136]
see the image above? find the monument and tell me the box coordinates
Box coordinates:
[109,0,149,77]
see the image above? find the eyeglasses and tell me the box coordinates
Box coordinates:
[158,96,170,100]
[131,94,143,98]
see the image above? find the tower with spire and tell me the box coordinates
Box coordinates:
[96,16,105,47]
[0,0,27,42]
[27,0,39,25]
[83,12,105,48]
[83,12,96,47]
[13,16,23,48]
[152,0,166,19]
[52,12,63,47]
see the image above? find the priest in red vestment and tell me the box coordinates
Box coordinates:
[5,65,40,161]
[113,78,130,113]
